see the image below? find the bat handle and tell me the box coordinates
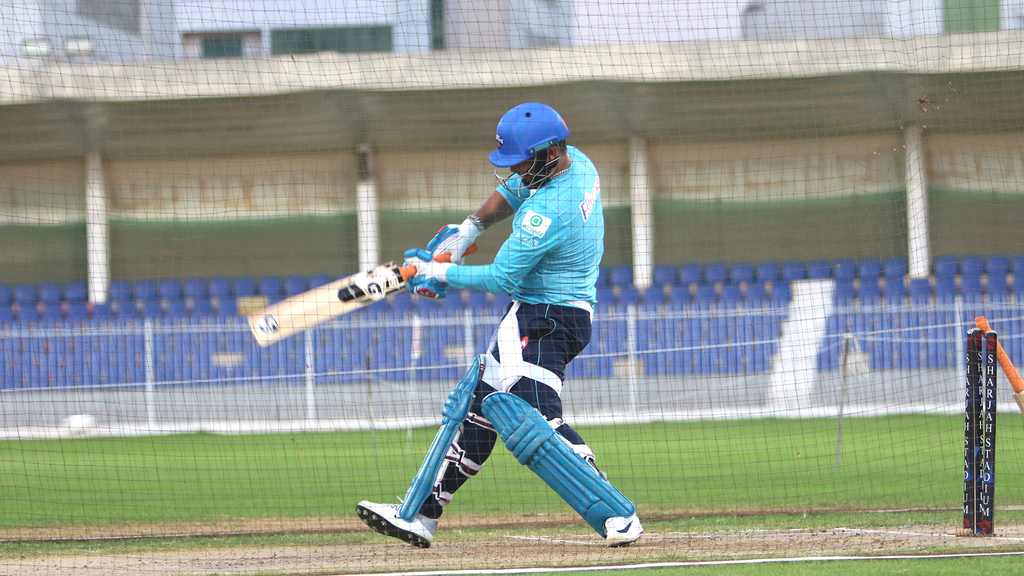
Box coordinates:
[399,243,478,282]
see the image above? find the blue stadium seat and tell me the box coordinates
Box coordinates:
[858,260,882,280]
[0,285,9,305]
[772,282,792,302]
[258,277,282,300]
[158,279,183,302]
[834,259,857,280]
[679,264,702,287]
[610,266,632,287]
[135,280,159,302]
[192,299,214,315]
[961,275,983,300]
[670,284,692,303]
[217,299,238,316]
[858,277,881,299]
[142,301,164,316]
[808,260,832,279]
[618,286,640,305]
[493,294,512,311]
[988,274,1009,301]
[721,285,743,302]
[704,264,729,286]
[883,258,907,282]
[653,265,675,286]
[284,276,307,296]
[167,301,189,316]
[596,267,609,287]
[986,256,1009,279]
[782,262,806,282]
[595,287,615,307]
[115,302,138,317]
[745,282,767,301]
[961,255,984,278]
[39,283,62,303]
[909,278,932,301]
[463,290,490,309]
[67,302,89,318]
[388,292,414,312]
[935,276,956,300]
[183,278,208,301]
[642,285,666,304]
[834,277,855,303]
[885,279,906,303]
[109,280,132,303]
[935,256,958,277]
[40,302,63,320]
[232,277,256,298]
[0,305,13,323]
[309,275,331,289]
[730,264,754,286]
[14,285,37,305]
[209,278,232,301]
[64,282,87,302]
[1013,255,1024,276]
[92,303,112,318]
[694,286,717,302]
[757,262,781,284]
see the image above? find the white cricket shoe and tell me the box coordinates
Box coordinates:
[356,501,438,548]
[604,514,643,547]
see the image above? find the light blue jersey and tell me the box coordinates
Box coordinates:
[447,146,604,306]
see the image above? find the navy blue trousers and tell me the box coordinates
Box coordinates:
[419,303,592,519]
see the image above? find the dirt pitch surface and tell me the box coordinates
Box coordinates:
[4,518,1024,576]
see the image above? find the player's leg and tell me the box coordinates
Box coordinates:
[357,358,499,547]
[491,303,642,545]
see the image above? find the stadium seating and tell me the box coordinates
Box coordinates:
[3,254,1024,326]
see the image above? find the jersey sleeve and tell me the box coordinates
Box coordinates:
[496,181,525,213]
[446,207,567,294]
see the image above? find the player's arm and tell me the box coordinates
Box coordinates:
[446,211,564,295]
[429,190,517,264]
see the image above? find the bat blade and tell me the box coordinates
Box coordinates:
[248,262,405,347]
[247,243,477,347]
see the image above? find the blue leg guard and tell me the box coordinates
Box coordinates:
[480,392,636,537]
[398,355,483,522]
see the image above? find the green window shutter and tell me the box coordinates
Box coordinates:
[271,26,393,55]
[202,35,244,58]
[944,0,1000,33]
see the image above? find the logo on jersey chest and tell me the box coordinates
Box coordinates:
[520,210,552,238]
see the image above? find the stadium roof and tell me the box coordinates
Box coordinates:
[0,32,1022,160]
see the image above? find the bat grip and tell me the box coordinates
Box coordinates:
[399,243,478,282]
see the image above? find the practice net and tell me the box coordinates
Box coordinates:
[2,0,1024,573]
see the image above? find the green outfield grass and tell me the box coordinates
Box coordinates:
[1,413,1019,530]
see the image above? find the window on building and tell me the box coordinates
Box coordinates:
[271,26,393,55]
[202,34,244,58]
[430,0,445,50]
[944,0,1000,33]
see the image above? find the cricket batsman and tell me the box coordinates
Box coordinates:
[357,103,643,548]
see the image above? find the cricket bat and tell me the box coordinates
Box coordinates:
[248,244,476,347]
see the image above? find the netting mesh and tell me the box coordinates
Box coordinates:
[3,1,1024,573]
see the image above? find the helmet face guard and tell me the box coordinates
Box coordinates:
[490,103,570,199]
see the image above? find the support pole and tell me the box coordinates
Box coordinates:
[905,124,930,279]
[356,145,380,272]
[85,151,109,303]
[630,136,653,290]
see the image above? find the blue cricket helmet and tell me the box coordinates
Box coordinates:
[489,103,570,167]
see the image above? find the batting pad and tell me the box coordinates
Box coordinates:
[398,355,483,522]
[481,392,635,537]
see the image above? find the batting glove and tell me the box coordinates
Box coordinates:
[404,248,453,300]
[427,218,482,265]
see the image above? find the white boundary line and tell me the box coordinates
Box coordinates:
[330,551,1024,576]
